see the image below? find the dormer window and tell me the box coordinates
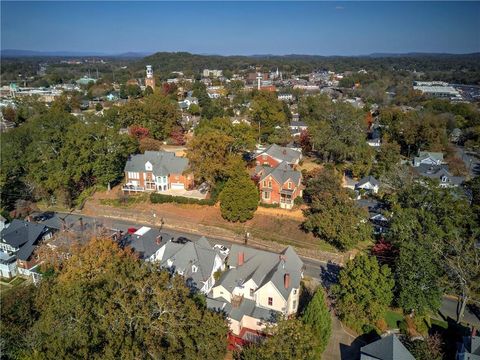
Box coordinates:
[441,176,447,182]
[145,161,153,171]
[192,265,198,273]
[167,259,173,267]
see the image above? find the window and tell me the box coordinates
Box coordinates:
[250,288,254,297]
[263,180,267,187]
[268,297,273,306]
[293,289,297,295]
[268,181,272,188]
[262,154,267,160]
[263,191,270,200]
[292,300,297,309]
[128,172,139,179]
[287,182,291,189]
[192,265,198,273]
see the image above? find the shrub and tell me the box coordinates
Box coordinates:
[258,202,280,208]
[150,193,215,206]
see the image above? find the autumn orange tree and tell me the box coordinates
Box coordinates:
[1,238,228,360]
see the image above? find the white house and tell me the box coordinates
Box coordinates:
[355,176,380,194]
[208,245,303,337]
[149,237,225,294]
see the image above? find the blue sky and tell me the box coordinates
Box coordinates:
[1,1,479,55]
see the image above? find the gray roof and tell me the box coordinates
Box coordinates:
[207,296,279,324]
[289,121,307,128]
[413,151,444,166]
[256,161,302,186]
[0,220,49,261]
[357,175,380,187]
[221,244,303,301]
[124,228,167,260]
[256,144,302,164]
[414,164,464,186]
[124,151,188,176]
[360,335,415,360]
[160,237,218,289]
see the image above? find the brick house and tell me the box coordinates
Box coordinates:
[123,151,194,192]
[255,162,302,209]
[254,144,302,168]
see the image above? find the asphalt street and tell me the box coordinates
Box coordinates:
[40,211,480,328]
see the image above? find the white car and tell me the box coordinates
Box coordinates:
[213,244,229,256]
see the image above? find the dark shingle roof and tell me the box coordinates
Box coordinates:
[360,335,415,360]
[0,220,49,261]
[124,151,188,176]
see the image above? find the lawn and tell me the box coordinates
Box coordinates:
[385,310,404,329]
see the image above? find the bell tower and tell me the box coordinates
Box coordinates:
[145,65,155,89]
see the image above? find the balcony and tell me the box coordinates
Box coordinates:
[122,185,145,192]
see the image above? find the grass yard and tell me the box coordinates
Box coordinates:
[385,310,404,329]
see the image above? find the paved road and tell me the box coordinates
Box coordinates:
[39,211,480,331]
[455,145,480,177]
[437,297,480,328]
[45,211,327,281]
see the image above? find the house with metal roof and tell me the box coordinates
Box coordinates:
[0,219,52,277]
[360,334,415,360]
[208,244,303,337]
[149,236,225,294]
[123,150,193,192]
[413,151,445,167]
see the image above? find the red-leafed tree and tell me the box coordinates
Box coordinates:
[371,238,397,264]
[299,129,312,153]
[129,125,150,140]
[162,82,177,96]
[170,127,185,145]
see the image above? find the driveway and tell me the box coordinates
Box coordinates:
[323,312,368,360]
[161,188,207,200]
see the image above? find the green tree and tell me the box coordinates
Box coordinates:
[302,289,332,356]
[236,318,319,360]
[332,255,394,332]
[250,91,287,141]
[195,117,256,152]
[387,182,479,320]
[186,130,238,184]
[303,168,372,250]
[0,284,39,360]
[19,238,228,360]
[219,172,259,222]
[299,95,369,163]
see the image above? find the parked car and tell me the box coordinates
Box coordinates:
[198,182,210,194]
[173,236,191,244]
[213,244,229,256]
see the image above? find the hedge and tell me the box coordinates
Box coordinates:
[150,193,216,206]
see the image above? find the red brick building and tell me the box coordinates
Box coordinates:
[123,151,194,192]
[254,161,303,210]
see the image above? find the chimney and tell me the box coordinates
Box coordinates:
[284,273,290,289]
[79,217,84,231]
[282,149,287,155]
[237,252,244,266]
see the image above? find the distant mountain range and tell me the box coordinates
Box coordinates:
[1,49,479,59]
[0,49,152,58]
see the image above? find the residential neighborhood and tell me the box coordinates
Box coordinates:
[1,2,480,360]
